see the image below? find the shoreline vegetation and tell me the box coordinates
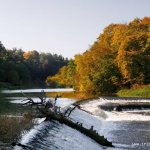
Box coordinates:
[0,113,35,149]
[47,85,150,99]
[0,93,35,149]
[117,85,150,98]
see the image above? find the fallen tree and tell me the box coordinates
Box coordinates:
[20,91,114,147]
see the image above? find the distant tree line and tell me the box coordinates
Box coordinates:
[0,43,68,88]
[48,17,150,94]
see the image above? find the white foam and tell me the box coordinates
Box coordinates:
[105,111,150,121]
[100,97,150,103]
[81,98,150,122]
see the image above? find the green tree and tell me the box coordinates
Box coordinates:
[7,70,20,85]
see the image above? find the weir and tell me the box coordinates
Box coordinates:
[12,95,150,150]
[12,93,114,149]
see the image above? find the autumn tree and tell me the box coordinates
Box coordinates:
[117,33,150,87]
[0,43,68,88]
[46,60,75,88]
[50,17,150,94]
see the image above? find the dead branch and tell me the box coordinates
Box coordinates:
[21,91,46,107]
[64,104,80,117]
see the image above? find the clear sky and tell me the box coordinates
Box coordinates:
[0,0,149,58]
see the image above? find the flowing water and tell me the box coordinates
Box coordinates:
[1,89,150,150]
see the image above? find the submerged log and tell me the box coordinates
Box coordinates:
[21,91,114,147]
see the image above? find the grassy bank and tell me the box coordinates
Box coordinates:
[117,85,150,98]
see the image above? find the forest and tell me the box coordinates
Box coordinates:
[48,17,150,95]
[0,43,68,88]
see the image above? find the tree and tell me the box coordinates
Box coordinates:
[50,17,150,94]
[117,33,150,86]
[0,41,6,61]
[0,42,69,88]
[7,70,20,85]
[46,59,75,88]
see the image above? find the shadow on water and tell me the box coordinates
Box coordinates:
[0,93,30,115]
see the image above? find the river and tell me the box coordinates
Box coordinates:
[1,89,150,150]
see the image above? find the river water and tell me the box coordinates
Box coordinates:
[2,89,150,150]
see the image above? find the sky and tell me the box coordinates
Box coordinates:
[0,0,149,58]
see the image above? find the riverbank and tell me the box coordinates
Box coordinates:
[117,85,150,98]
[47,86,150,101]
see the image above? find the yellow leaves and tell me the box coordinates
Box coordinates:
[111,24,127,50]
[23,51,31,60]
[47,62,76,87]
[23,50,39,60]
[116,30,150,85]
[141,17,150,24]
[50,17,150,93]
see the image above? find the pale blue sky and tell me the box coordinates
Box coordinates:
[0,0,149,58]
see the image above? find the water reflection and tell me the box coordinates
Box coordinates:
[2,88,74,94]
